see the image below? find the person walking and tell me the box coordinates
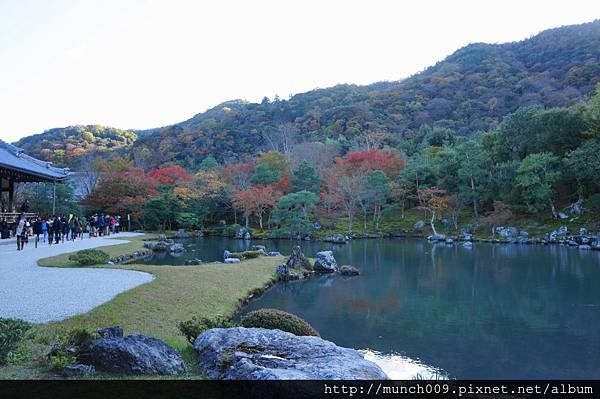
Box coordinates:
[32,217,42,248]
[61,217,69,242]
[52,216,62,245]
[15,215,26,251]
[41,217,48,243]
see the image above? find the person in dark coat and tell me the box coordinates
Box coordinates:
[52,216,62,244]
[20,200,30,213]
[32,217,42,248]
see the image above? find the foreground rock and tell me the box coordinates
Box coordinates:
[313,251,338,273]
[194,327,388,380]
[89,334,185,375]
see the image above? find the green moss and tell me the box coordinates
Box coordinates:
[241,308,319,337]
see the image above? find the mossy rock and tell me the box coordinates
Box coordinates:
[241,308,319,337]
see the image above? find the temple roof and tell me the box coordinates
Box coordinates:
[0,140,70,182]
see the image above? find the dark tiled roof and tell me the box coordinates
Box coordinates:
[0,140,70,181]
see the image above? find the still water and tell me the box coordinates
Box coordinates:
[143,237,600,379]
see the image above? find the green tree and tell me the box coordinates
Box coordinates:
[362,170,391,230]
[290,161,320,193]
[250,162,280,185]
[143,191,183,230]
[198,155,219,171]
[271,190,318,237]
[515,152,561,218]
[563,137,600,197]
[455,138,492,220]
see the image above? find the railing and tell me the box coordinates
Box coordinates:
[0,212,39,223]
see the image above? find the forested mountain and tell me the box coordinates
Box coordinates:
[14,125,137,168]
[13,20,600,170]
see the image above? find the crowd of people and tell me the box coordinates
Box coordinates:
[0,212,123,251]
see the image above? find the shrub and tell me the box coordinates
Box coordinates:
[0,318,31,365]
[223,224,241,238]
[587,193,600,211]
[47,327,99,371]
[228,250,263,260]
[68,249,110,266]
[178,316,235,345]
[48,352,75,372]
[241,308,319,337]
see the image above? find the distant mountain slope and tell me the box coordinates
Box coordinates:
[14,125,137,168]
[15,20,600,169]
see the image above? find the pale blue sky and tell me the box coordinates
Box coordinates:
[1,0,598,141]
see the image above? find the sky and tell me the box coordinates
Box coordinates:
[1,0,599,142]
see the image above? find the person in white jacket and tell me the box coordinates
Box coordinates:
[15,215,26,251]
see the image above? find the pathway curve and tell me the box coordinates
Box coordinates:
[0,233,154,323]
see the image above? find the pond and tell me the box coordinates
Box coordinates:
[143,236,600,379]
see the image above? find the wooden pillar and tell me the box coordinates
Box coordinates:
[8,178,14,212]
[52,180,56,216]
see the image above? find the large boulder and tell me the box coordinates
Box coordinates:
[175,229,191,239]
[149,235,184,253]
[495,226,519,238]
[324,234,348,244]
[89,334,185,376]
[313,251,338,273]
[194,327,388,380]
[236,227,251,240]
[285,246,311,270]
[413,220,426,230]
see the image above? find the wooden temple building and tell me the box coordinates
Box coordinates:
[0,139,70,221]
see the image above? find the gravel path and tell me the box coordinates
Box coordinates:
[0,233,154,323]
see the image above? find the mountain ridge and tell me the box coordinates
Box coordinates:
[13,19,600,169]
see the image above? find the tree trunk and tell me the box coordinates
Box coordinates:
[549,199,558,219]
[258,213,263,230]
[347,208,353,234]
[470,176,478,220]
[245,215,249,228]
[430,210,438,236]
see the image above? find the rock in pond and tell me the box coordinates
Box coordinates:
[89,334,185,375]
[251,245,267,252]
[224,258,241,264]
[62,364,95,377]
[185,258,203,265]
[285,246,311,269]
[236,227,251,240]
[339,265,360,276]
[174,229,191,239]
[266,251,282,257]
[313,251,338,273]
[324,234,348,244]
[194,327,388,380]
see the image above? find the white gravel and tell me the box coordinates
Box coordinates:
[0,233,154,323]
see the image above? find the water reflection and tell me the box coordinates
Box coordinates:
[142,236,600,378]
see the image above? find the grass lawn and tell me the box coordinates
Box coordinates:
[37,234,156,268]
[0,234,283,379]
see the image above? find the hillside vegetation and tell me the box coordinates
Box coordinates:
[14,20,600,170]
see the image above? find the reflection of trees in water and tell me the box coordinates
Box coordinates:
[213,237,600,377]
